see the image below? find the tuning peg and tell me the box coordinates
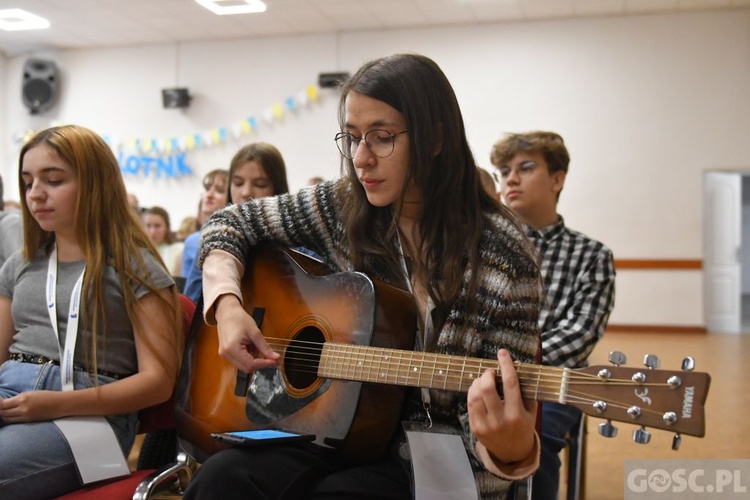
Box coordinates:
[682,357,696,372]
[672,433,682,451]
[608,351,626,366]
[643,354,660,370]
[598,420,618,438]
[633,426,651,444]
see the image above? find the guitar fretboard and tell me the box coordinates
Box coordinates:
[318,342,565,403]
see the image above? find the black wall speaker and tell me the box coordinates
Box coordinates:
[318,72,350,89]
[22,59,59,115]
[162,88,192,109]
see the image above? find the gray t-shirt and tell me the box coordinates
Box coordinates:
[0,210,23,270]
[0,248,174,376]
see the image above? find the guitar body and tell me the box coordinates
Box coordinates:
[175,246,417,461]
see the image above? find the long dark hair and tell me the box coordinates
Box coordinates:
[336,53,521,333]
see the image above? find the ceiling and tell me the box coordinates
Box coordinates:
[0,0,748,57]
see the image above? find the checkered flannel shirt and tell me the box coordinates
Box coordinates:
[526,216,616,368]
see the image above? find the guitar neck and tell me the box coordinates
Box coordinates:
[315,341,711,439]
[318,342,561,404]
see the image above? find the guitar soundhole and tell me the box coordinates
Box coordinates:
[285,326,324,390]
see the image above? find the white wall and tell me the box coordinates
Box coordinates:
[2,36,343,219]
[3,9,750,327]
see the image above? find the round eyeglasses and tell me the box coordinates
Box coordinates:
[334,130,407,159]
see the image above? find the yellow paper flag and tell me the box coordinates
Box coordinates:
[306,85,318,102]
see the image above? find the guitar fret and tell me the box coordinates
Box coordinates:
[406,351,417,386]
[354,344,364,382]
[365,346,375,383]
[407,352,415,385]
[341,345,349,378]
[318,344,328,376]
[350,344,359,381]
[396,350,405,385]
[429,354,438,388]
[365,346,374,383]
[385,353,393,381]
[375,347,384,383]
[338,344,346,379]
[398,351,407,385]
[417,352,425,388]
[409,351,419,386]
[327,343,335,378]
[459,357,467,392]
[441,356,448,390]
[403,351,411,385]
[335,344,344,379]
[372,348,382,383]
[339,344,347,379]
[320,344,330,377]
[350,345,358,380]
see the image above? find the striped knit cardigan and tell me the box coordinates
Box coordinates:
[199,179,541,499]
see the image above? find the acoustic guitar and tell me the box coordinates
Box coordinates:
[175,246,710,461]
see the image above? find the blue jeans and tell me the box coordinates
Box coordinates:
[532,402,582,500]
[0,360,138,499]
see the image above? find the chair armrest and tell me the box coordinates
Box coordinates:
[132,452,198,500]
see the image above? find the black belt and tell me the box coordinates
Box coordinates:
[8,352,127,380]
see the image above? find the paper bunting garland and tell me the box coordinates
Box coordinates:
[105,84,320,156]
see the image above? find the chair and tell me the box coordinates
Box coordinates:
[55,294,197,500]
[510,413,586,500]
[564,413,586,500]
[508,338,544,500]
[509,475,533,499]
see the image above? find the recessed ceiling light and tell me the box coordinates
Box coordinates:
[0,8,50,31]
[195,0,267,16]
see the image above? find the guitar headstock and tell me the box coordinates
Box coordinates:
[566,353,711,447]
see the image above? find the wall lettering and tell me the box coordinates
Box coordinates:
[118,152,193,178]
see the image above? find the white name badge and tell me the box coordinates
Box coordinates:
[404,423,480,500]
[53,416,130,484]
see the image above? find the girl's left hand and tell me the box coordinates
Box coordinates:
[467,349,538,464]
[0,390,62,422]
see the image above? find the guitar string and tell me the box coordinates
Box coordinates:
[262,337,673,387]
[261,349,672,421]
[261,338,672,389]
[259,346,676,421]
[259,338,677,420]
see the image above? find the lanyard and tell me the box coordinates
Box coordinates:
[396,234,434,425]
[46,245,86,392]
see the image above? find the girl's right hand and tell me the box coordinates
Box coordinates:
[0,390,63,422]
[214,294,280,372]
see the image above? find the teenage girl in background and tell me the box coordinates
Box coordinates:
[181,169,228,302]
[144,205,184,276]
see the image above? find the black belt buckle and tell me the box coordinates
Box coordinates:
[10,352,54,365]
